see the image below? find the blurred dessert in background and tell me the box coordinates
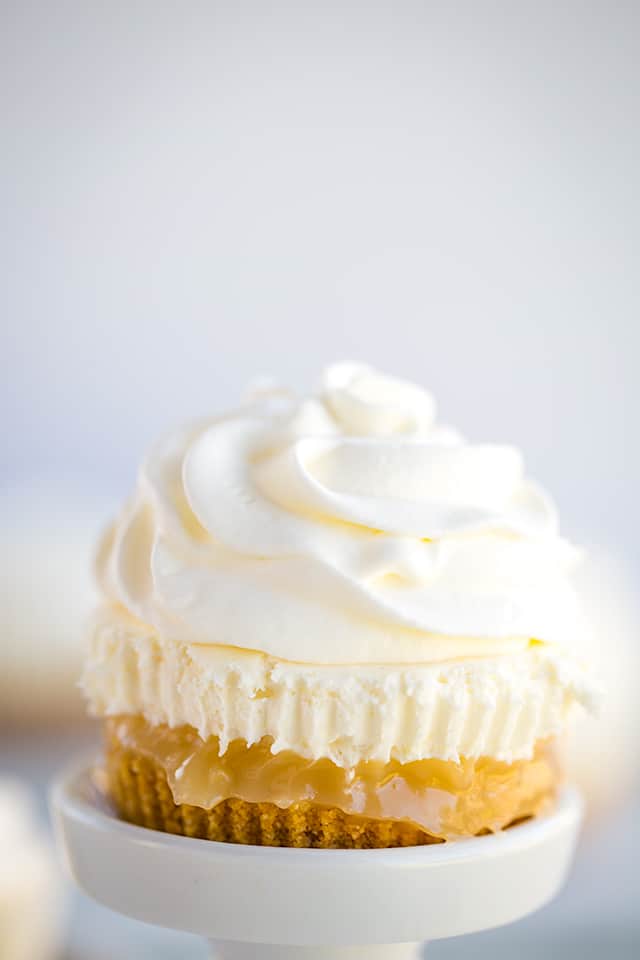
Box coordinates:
[569,548,640,818]
[0,482,110,726]
[0,779,66,960]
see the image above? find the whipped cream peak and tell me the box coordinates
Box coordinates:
[98,364,582,665]
[321,362,437,437]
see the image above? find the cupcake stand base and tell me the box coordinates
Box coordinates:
[51,761,583,960]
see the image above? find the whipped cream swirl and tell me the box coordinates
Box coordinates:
[98,364,580,664]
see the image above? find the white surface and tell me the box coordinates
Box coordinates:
[210,944,421,959]
[52,760,582,958]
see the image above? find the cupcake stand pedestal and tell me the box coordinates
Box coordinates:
[52,761,583,959]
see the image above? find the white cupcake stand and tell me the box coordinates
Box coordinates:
[52,760,583,959]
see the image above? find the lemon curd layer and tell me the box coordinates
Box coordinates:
[105,716,560,843]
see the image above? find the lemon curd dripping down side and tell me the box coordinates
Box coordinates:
[104,716,560,846]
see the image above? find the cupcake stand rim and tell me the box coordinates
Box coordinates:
[51,756,584,960]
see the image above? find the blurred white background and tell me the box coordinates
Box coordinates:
[2,0,639,567]
[1,1,639,958]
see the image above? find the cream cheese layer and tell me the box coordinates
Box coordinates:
[82,606,594,767]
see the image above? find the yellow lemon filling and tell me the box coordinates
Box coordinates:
[104,716,560,847]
